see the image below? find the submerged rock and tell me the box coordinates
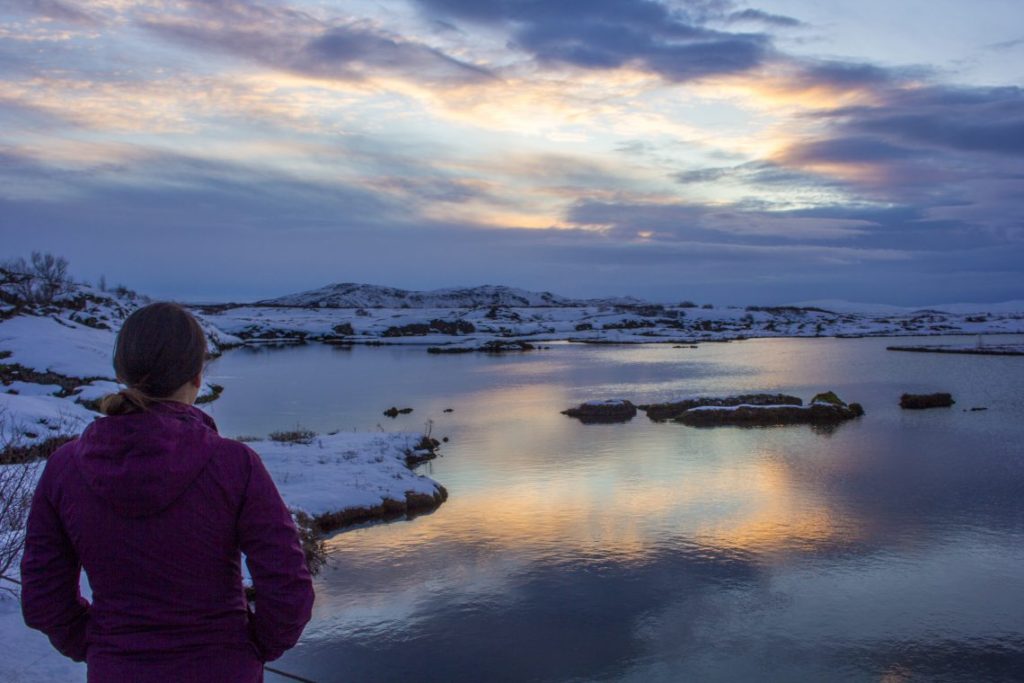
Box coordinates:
[900,392,955,409]
[639,393,803,422]
[562,399,638,423]
[427,339,535,354]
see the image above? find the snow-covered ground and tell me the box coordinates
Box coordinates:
[249,431,445,522]
[0,285,233,446]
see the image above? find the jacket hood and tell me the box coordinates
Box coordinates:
[74,402,221,518]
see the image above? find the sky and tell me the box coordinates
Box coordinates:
[1,0,1022,305]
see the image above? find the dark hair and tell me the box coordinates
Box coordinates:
[100,302,207,415]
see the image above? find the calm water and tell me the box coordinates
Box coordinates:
[205,337,1024,683]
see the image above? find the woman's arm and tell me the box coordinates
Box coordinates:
[237,449,315,662]
[20,459,91,662]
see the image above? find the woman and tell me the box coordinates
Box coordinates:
[20,302,315,682]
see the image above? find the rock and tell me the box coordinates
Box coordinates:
[900,393,955,409]
[639,393,803,422]
[562,399,638,423]
[383,406,414,418]
[481,340,534,352]
[382,323,431,337]
[428,319,476,335]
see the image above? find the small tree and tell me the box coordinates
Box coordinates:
[30,251,70,303]
[0,252,71,305]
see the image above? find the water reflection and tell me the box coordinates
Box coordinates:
[206,337,1024,682]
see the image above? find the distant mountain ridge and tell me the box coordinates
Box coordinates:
[257,283,647,309]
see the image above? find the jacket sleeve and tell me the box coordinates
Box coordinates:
[20,459,91,662]
[238,449,315,662]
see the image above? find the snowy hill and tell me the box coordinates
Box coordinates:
[792,299,1024,315]
[257,283,644,309]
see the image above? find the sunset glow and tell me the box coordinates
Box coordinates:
[2,0,1022,304]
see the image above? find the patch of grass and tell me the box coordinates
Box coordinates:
[0,434,75,465]
[268,428,317,445]
[233,434,263,443]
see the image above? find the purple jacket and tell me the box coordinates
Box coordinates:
[20,401,315,682]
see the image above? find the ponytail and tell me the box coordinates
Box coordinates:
[99,386,156,416]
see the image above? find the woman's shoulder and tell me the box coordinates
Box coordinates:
[204,431,268,479]
[35,436,83,492]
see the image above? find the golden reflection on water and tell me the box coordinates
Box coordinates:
[327,433,851,565]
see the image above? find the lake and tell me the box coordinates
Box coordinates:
[205,336,1024,682]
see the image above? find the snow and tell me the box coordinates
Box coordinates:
[248,431,443,517]
[688,403,810,412]
[0,598,85,683]
[71,381,121,403]
[0,316,115,380]
[0,392,97,446]
[582,399,630,407]
[4,382,62,397]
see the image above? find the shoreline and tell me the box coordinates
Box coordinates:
[202,328,1024,351]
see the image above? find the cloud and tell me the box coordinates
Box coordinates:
[140,0,493,86]
[6,0,100,26]
[725,9,803,28]
[795,60,898,90]
[673,160,844,190]
[566,199,880,242]
[409,0,772,81]
[750,71,1024,237]
[844,86,1024,157]
[781,136,922,164]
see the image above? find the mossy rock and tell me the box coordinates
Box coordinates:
[811,391,846,406]
[639,393,802,422]
[900,393,954,409]
[675,402,864,427]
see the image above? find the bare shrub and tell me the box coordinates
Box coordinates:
[291,511,327,577]
[0,411,41,597]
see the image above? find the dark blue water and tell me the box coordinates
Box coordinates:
[205,337,1024,682]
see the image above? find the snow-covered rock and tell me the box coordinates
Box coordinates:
[561,399,638,423]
